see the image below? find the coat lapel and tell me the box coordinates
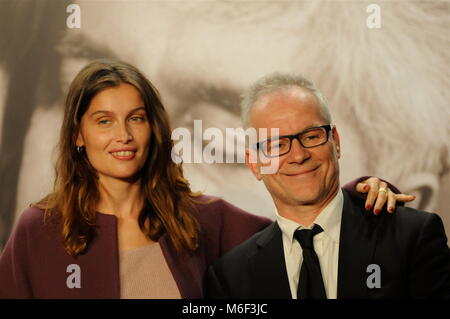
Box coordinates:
[159,234,204,299]
[248,223,292,298]
[337,190,379,298]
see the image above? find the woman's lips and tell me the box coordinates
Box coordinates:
[110,150,136,160]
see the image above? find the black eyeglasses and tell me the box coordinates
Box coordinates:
[255,124,333,158]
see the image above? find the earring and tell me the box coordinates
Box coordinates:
[77,145,84,153]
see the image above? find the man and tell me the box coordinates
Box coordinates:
[206,73,450,298]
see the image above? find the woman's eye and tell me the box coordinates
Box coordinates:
[130,116,145,122]
[98,119,111,125]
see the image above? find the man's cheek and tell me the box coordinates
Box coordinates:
[260,157,280,175]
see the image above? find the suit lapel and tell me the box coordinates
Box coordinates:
[337,190,379,298]
[248,222,292,298]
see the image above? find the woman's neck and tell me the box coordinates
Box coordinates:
[96,175,144,219]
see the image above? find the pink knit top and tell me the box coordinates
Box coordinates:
[119,243,181,299]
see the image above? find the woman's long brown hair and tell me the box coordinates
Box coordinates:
[34,59,200,256]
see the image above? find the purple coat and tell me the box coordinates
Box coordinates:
[0,195,271,298]
[0,181,370,298]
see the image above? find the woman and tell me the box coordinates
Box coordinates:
[0,60,411,298]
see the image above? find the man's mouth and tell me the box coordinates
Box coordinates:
[284,167,318,176]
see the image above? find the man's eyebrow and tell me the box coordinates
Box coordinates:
[169,79,242,115]
[89,106,146,118]
[265,125,326,140]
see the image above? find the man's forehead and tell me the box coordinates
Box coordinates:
[248,88,326,136]
[252,87,321,118]
[257,87,317,105]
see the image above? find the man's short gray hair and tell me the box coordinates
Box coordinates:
[240,73,332,128]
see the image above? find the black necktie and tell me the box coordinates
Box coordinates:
[294,224,327,299]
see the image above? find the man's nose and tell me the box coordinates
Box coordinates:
[286,138,310,164]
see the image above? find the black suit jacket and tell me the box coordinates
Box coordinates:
[206,190,450,298]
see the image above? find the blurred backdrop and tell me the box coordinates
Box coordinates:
[0,0,449,250]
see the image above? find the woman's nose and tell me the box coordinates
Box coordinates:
[115,122,133,143]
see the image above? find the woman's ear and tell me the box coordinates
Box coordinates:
[76,131,84,147]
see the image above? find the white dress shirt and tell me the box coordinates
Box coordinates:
[276,189,344,299]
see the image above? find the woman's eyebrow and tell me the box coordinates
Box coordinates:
[89,106,146,118]
[89,110,112,118]
[128,106,146,115]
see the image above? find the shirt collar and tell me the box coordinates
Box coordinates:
[276,189,344,253]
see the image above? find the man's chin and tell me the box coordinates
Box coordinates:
[294,198,321,206]
[289,192,321,206]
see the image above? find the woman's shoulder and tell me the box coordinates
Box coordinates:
[15,206,46,227]
[192,194,272,226]
[192,194,273,254]
[11,206,58,239]
[0,207,46,254]
[192,194,246,214]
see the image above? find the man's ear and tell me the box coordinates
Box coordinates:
[245,148,262,180]
[332,126,341,159]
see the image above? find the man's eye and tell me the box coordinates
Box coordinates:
[268,140,287,150]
